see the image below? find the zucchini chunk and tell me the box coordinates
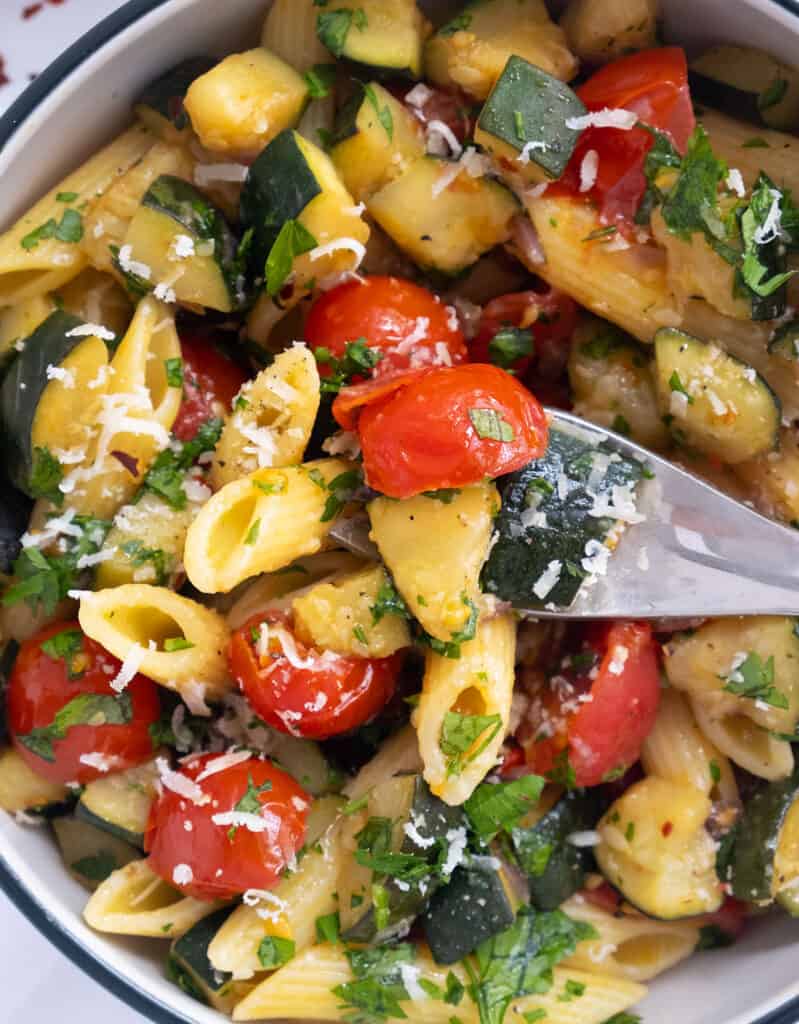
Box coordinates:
[768,318,799,360]
[121,175,243,313]
[481,425,644,610]
[0,310,109,497]
[338,773,464,942]
[366,156,518,274]
[729,765,799,904]
[53,815,140,892]
[316,0,425,78]
[240,129,369,292]
[76,760,160,848]
[690,45,799,131]
[559,0,659,65]
[426,0,577,100]
[368,483,497,644]
[475,56,586,184]
[422,857,521,963]
[135,57,216,142]
[170,907,254,1012]
[510,789,604,911]
[653,328,780,464]
[183,48,308,158]
[0,746,68,813]
[330,82,425,201]
[595,777,723,920]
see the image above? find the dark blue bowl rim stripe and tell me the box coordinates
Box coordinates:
[2,0,799,1021]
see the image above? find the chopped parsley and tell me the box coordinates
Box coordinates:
[257,935,295,969]
[41,628,85,680]
[244,519,261,545]
[363,83,394,142]
[264,219,317,296]
[487,327,534,370]
[317,8,366,57]
[71,851,118,883]
[513,110,525,141]
[546,749,576,790]
[469,408,515,442]
[668,370,694,403]
[371,579,410,624]
[334,944,415,1023]
[56,191,79,204]
[440,711,503,777]
[139,417,222,509]
[29,446,65,506]
[558,979,586,1002]
[121,540,168,585]
[253,477,287,495]
[315,911,341,944]
[17,692,133,762]
[464,775,545,840]
[164,637,195,652]
[739,172,795,298]
[303,63,337,99]
[165,357,184,388]
[421,488,461,504]
[314,338,383,393]
[721,651,787,709]
[317,468,362,522]
[227,773,273,840]
[21,208,84,250]
[352,624,369,646]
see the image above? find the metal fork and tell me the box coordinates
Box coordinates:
[329,408,799,620]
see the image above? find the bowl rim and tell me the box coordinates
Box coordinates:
[2,1,799,1022]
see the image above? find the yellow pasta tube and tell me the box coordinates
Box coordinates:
[184,458,353,594]
[415,612,516,806]
[261,0,330,70]
[0,747,68,812]
[342,724,423,801]
[691,697,794,782]
[77,584,232,705]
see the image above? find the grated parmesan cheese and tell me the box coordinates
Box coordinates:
[726,168,746,197]
[65,323,115,342]
[425,119,462,158]
[46,364,76,389]
[108,641,150,693]
[156,757,210,805]
[173,864,194,886]
[196,750,252,781]
[533,559,562,600]
[579,149,599,193]
[565,108,637,131]
[309,237,366,270]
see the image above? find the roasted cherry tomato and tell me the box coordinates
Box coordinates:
[172,330,248,441]
[550,48,695,227]
[694,896,748,945]
[304,276,467,378]
[333,363,549,498]
[229,613,402,740]
[394,82,474,145]
[145,753,308,901]
[519,621,661,787]
[6,621,160,785]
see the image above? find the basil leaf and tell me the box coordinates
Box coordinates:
[18,692,133,762]
[265,219,318,297]
[465,776,545,840]
[469,408,515,442]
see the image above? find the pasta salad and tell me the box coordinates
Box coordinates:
[2,1,799,1022]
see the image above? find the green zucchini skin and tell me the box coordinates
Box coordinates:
[729,766,799,903]
[136,58,216,135]
[53,815,140,891]
[481,427,643,609]
[477,55,586,179]
[768,318,799,360]
[74,801,145,850]
[510,790,604,912]
[0,310,89,495]
[422,861,516,964]
[240,130,322,275]
[171,907,237,993]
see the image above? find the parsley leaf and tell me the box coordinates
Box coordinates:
[29,446,65,506]
[546,749,576,789]
[363,83,394,142]
[464,776,545,841]
[265,219,317,296]
[317,9,355,57]
[234,773,273,815]
[334,944,415,1023]
[721,651,787,709]
[739,172,796,299]
[140,417,222,509]
[304,63,337,99]
[668,370,694,403]
[258,935,295,969]
[440,711,503,777]
[316,911,341,944]
[320,469,361,522]
[315,338,383,394]
[165,357,184,388]
[41,628,85,680]
[469,408,515,442]
[164,637,195,652]
[121,541,168,585]
[71,851,118,883]
[17,692,132,762]
[371,579,410,624]
[487,328,534,370]
[55,208,84,243]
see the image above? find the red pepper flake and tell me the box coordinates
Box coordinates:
[22,3,43,17]
[661,821,674,837]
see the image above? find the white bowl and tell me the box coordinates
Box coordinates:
[3,1,799,1021]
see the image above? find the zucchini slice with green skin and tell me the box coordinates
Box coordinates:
[53,815,140,892]
[316,0,425,78]
[653,327,780,464]
[475,56,586,184]
[339,773,465,943]
[510,789,604,911]
[0,310,95,496]
[481,425,643,609]
[170,907,253,1012]
[768,318,799,360]
[135,57,216,141]
[421,857,520,964]
[366,156,519,275]
[76,760,159,848]
[122,175,243,313]
[729,765,799,904]
[690,45,799,131]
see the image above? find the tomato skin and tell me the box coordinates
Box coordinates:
[172,331,248,441]
[6,621,161,785]
[471,289,579,378]
[394,82,474,144]
[550,48,695,227]
[336,363,549,498]
[304,276,467,377]
[145,754,308,901]
[520,622,661,787]
[229,614,402,740]
[694,896,748,942]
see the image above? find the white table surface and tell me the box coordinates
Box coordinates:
[2,8,148,1020]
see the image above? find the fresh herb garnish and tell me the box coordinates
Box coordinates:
[464,775,545,840]
[469,408,515,442]
[17,692,133,762]
[440,711,503,777]
[257,935,296,969]
[317,9,356,57]
[739,172,795,298]
[71,851,118,883]
[41,628,85,680]
[29,446,65,506]
[303,63,337,99]
[668,370,694,403]
[363,83,394,142]
[164,637,195,652]
[314,338,383,393]
[165,357,184,388]
[244,519,261,545]
[121,541,168,585]
[546,749,576,789]
[488,327,534,370]
[315,911,341,944]
[721,651,787,708]
[371,579,410,624]
[253,477,287,496]
[139,417,222,509]
[265,219,317,296]
[21,208,84,250]
[227,773,273,840]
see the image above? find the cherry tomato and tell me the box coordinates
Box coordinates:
[7,621,160,785]
[393,82,474,145]
[519,621,661,787]
[172,330,248,441]
[334,363,549,498]
[550,48,695,227]
[581,881,623,915]
[694,896,748,944]
[145,753,308,901]
[304,276,467,378]
[229,613,402,740]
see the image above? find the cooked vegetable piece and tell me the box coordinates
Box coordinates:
[77,760,160,848]
[426,0,577,100]
[768,318,799,361]
[330,82,424,201]
[653,328,780,463]
[690,45,799,131]
[729,765,799,903]
[560,0,659,65]
[0,488,32,575]
[475,56,586,183]
[367,157,518,274]
[316,0,425,78]
[121,175,242,313]
[170,907,255,1012]
[53,815,140,891]
[482,425,643,609]
[135,57,216,141]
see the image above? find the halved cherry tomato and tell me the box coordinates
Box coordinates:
[694,896,748,944]
[229,613,402,740]
[550,48,695,228]
[145,753,308,901]
[334,363,549,498]
[304,276,467,378]
[392,82,474,145]
[519,621,661,787]
[172,330,248,441]
[581,881,623,915]
[7,621,160,785]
